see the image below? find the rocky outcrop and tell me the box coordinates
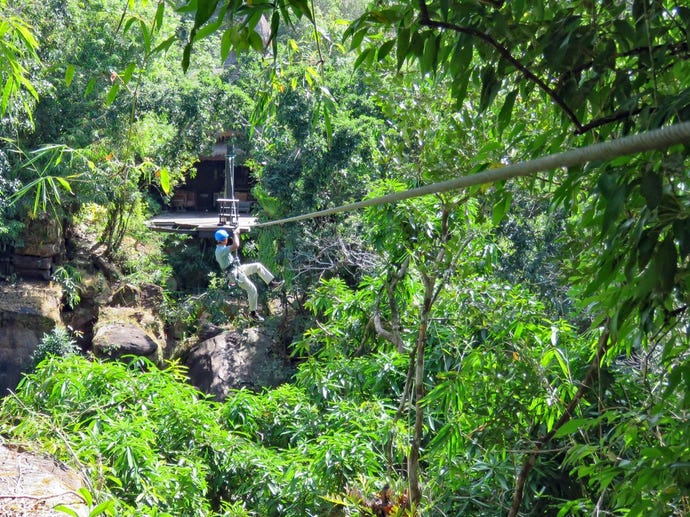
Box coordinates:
[185,327,295,400]
[92,306,165,365]
[0,443,88,516]
[12,215,64,280]
[0,282,63,395]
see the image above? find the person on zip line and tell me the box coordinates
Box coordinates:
[214,227,283,322]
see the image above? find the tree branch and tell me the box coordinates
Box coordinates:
[508,324,613,517]
[372,256,410,353]
[416,0,584,132]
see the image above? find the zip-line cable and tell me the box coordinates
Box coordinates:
[252,121,690,229]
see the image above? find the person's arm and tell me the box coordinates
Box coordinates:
[229,228,241,252]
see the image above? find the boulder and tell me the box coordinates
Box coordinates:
[184,327,295,400]
[0,281,63,395]
[0,443,88,517]
[92,306,165,365]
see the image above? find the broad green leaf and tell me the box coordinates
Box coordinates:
[159,167,170,195]
[121,62,136,84]
[220,29,232,61]
[640,170,662,209]
[195,0,220,27]
[377,39,395,61]
[396,26,410,70]
[248,30,264,52]
[497,89,518,134]
[64,64,75,87]
[353,47,374,70]
[553,418,591,438]
[637,228,659,270]
[491,190,511,226]
[656,235,677,295]
[84,77,96,97]
[193,19,223,42]
[350,28,367,50]
[105,82,120,105]
[479,66,499,112]
[53,505,79,517]
[153,35,176,54]
[421,32,439,75]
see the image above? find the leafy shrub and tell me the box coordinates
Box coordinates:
[52,265,83,309]
[0,356,404,516]
[31,326,81,369]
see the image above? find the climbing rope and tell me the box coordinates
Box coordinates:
[252,121,690,229]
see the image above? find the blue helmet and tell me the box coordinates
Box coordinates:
[214,229,230,242]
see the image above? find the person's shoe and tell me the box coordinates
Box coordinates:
[249,311,264,322]
[268,279,284,290]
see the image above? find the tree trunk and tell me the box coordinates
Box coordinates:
[408,276,434,506]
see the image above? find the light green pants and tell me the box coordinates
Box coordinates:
[230,262,274,311]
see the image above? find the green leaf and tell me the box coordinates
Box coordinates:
[270,10,279,56]
[640,170,663,209]
[377,39,395,61]
[396,26,410,70]
[182,40,192,72]
[121,62,136,84]
[153,35,176,54]
[674,218,690,258]
[323,103,332,144]
[195,0,220,28]
[553,418,591,438]
[53,505,79,517]
[193,19,223,42]
[353,47,374,70]
[154,2,165,31]
[479,66,499,112]
[350,28,367,50]
[64,64,75,87]
[656,234,677,295]
[498,89,518,134]
[220,29,232,61]
[89,499,116,516]
[248,30,264,52]
[637,228,659,270]
[491,191,512,226]
[54,176,73,193]
[421,32,439,75]
[84,77,96,97]
[159,167,171,195]
[105,82,120,105]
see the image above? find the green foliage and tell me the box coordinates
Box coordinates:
[52,265,83,309]
[3,0,690,515]
[0,152,24,248]
[0,1,39,121]
[0,356,411,516]
[30,326,81,369]
[7,144,93,219]
[4,357,224,515]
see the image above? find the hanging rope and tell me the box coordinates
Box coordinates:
[252,121,690,228]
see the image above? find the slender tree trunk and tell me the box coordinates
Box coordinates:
[408,275,434,506]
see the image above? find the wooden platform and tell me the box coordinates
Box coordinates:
[147,211,258,239]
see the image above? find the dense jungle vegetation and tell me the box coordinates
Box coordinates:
[1,0,690,515]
